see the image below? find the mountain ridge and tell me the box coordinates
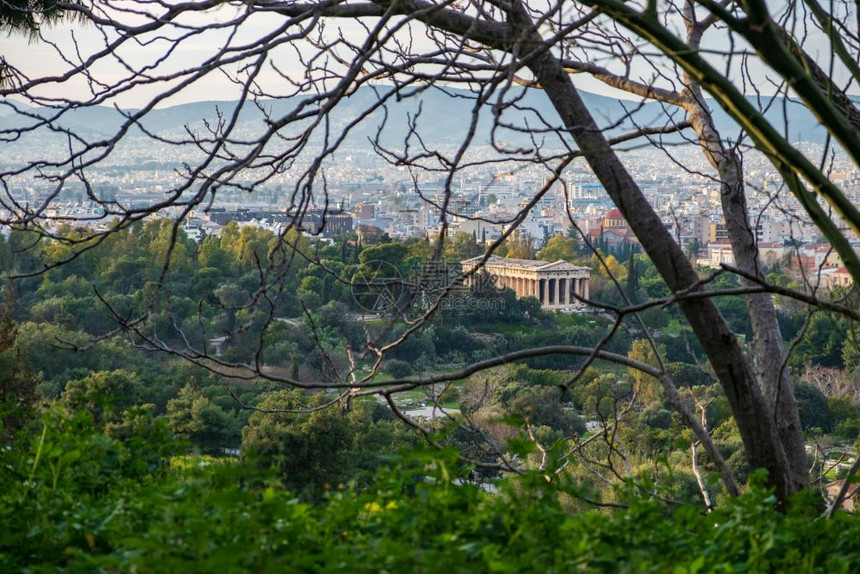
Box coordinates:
[0,85,845,149]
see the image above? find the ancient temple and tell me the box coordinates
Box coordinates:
[461,256,590,309]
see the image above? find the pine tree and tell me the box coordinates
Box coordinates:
[0,311,38,438]
[626,255,639,303]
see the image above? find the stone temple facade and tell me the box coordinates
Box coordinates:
[461,256,590,309]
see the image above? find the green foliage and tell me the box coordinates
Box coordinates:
[0,311,38,436]
[628,339,666,406]
[504,231,536,259]
[444,232,484,261]
[2,409,860,572]
[537,234,578,263]
[505,385,584,436]
[382,359,414,379]
[384,323,437,363]
[642,404,673,430]
[459,367,585,449]
[0,0,75,33]
[591,251,626,280]
[359,242,410,269]
[665,362,713,387]
[433,324,484,360]
[637,304,670,330]
[793,312,847,368]
[167,381,238,454]
[5,209,860,570]
[827,396,860,440]
[626,252,640,300]
[61,369,144,428]
[794,382,833,431]
[14,322,96,384]
[512,365,569,388]
[242,391,410,499]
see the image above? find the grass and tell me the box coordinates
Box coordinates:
[355,371,394,383]
[662,318,685,336]
[391,388,430,402]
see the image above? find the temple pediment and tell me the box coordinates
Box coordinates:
[461,255,588,273]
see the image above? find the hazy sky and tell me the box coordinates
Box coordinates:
[0,3,854,109]
[0,6,673,108]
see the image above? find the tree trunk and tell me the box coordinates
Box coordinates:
[383,0,803,502]
[683,92,809,493]
[513,19,797,501]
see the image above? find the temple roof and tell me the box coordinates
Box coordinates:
[461,255,588,272]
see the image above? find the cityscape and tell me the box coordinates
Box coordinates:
[3,98,857,291]
[1,0,860,570]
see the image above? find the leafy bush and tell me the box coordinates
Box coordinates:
[4,407,860,572]
[382,359,414,379]
[795,382,833,431]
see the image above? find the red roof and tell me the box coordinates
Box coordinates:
[605,208,625,221]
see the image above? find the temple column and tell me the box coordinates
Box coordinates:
[563,277,570,306]
[548,278,555,306]
[583,278,589,300]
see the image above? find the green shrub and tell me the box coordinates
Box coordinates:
[2,408,860,573]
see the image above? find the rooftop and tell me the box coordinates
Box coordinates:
[462,255,588,272]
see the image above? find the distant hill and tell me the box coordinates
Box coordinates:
[0,99,32,117]
[0,86,848,153]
